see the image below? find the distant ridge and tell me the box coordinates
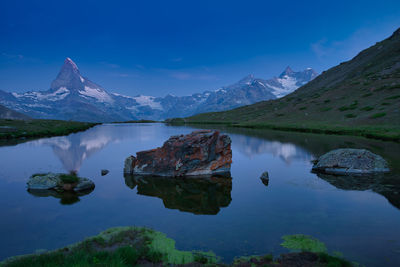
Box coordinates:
[0,104,30,120]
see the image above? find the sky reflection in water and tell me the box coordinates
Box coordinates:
[0,123,399,266]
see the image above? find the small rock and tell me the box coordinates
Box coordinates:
[260,171,269,186]
[27,173,59,190]
[101,169,109,176]
[74,178,95,191]
[312,148,389,175]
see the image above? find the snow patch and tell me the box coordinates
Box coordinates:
[79,86,113,103]
[133,95,163,110]
[13,87,70,101]
[80,76,85,82]
[274,76,299,98]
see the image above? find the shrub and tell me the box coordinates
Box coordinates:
[345,114,357,118]
[281,234,327,253]
[59,174,79,184]
[360,106,374,111]
[370,112,386,119]
[362,93,372,97]
[385,94,400,100]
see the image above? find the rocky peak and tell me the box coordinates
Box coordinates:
[279,66,294,77]
[238,74,255,85]
[50,57,85,91]
[64,57,79,72]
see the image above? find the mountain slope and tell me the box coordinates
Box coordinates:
[0,104,30,120]
[186,28,400,141]
[0,58,317,122]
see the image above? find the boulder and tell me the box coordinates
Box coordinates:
[101,169,109,176]
[124,130,232,177]
[27,173,95,192]
[312,148,389,175]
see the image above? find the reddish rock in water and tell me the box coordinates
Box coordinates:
[124,130,232,176]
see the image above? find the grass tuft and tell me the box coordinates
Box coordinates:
[281,234,327,253]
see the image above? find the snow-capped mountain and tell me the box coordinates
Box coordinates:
[0,58,318,122]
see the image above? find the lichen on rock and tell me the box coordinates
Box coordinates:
[124,130,232,177]
[312,148,389,175]
[27,173,95,192]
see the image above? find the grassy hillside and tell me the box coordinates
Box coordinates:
[0,119,98,141]
[185,28,400,141]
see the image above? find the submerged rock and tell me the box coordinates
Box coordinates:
[28,187,94,205]
[260,171,269,186]
[124,174,232,215]
[311,148,389,175]
[124,130,232,177]
[27,173,95,193]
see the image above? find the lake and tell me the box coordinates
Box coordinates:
[0,123,400,266]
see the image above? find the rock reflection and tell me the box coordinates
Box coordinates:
[27,188,94,205]
[124,175,232,215]
[316,173,400,210]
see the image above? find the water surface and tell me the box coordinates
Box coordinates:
[0,123,400,266]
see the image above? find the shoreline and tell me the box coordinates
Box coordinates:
[0,119,100,142]
[165,119,400,143]
[0,226,352,267]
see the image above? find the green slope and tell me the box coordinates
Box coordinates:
[185,28,400,141]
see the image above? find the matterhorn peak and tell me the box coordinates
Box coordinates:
[50,57,84,90]
[63,57,79,72]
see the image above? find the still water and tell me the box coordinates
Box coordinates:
[0,123,400,266]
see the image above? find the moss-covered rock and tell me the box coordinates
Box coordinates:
[27,173,95,192]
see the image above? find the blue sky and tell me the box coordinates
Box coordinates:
[1,0,399,97]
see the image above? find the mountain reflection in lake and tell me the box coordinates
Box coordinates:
[0,123,400,267]
[124,175,232,215]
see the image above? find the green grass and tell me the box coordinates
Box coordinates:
[338,101,358,111]
[370,112,387,119]
[385,94,400,100]
[1,227,356,267]
[0,119,98,140]
[318,252,353,267]
[1,227,217,267]
[59,174,79,184]
[281,234,327,253]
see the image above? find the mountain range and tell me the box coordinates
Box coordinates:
[185,28,400,141]
[0,58,317,122]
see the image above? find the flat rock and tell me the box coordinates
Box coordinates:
[27,173,60,190]
[124,130,232,177]
[27,173,95,192]
[312,148,389,175]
